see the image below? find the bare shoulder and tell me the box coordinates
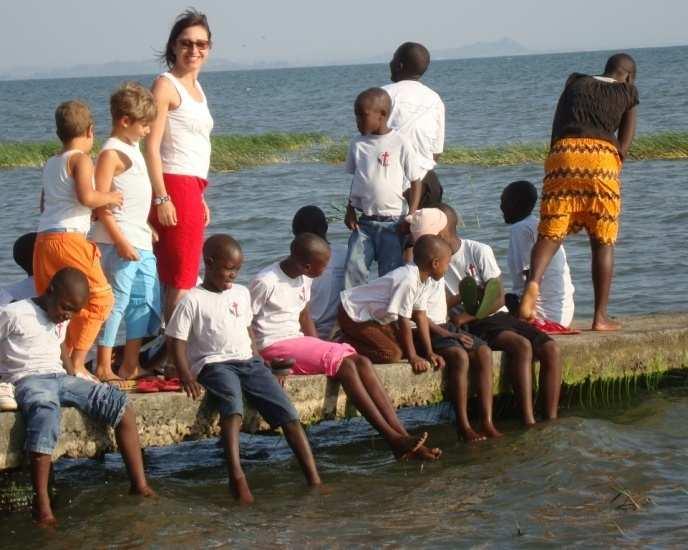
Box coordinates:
[68,150,93,176]
[151,75,180,106]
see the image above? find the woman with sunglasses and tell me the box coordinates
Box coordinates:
[145,9,214,327]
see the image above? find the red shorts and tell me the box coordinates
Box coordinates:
[149,173,207,290]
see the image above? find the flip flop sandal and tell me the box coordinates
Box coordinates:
[104,379,138,392]
[459,277,479,316]
[135,378,160,393]
[532,318,581,335]
[156,378,182,392]
[475,278,502,320]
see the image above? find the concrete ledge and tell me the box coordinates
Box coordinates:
[1,313,687,470]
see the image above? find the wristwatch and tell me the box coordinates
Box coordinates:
[153,195,171,206]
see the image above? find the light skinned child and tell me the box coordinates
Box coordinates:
[166,234,321,504]
[436,203,562,425]
[250,233,440,461]
[92,82,162,384]
[33,100,123,381]
[500,180,575,328]
[406,210,502,442]
[291,205,346,339]
[344,87,424,289]
[0,268,154,526]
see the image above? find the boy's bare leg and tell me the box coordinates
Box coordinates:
[70,349,99,382]
[491,331,536,426]
[335,357,428,459]
[220,415,253,505]
[114,407,155,497]
[118,339,154,380]
[95,346,124,383]
[439,346,484,442]
[470,345,502,438]
[30,453,56,527]
[534,341,562,420]
[590,237,621,331]
[519,237,562,320]
[281,421,322,487]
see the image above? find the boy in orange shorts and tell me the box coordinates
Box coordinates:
[34,100,123,380]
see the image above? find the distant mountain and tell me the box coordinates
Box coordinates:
[432,37,530,60]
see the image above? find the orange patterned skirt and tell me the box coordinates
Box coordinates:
[538,137,622,245]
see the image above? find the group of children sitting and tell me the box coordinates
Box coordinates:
[0,43,578,525]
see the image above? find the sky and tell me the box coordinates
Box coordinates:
[2,0,687,71]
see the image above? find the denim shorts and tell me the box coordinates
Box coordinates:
[197,358,299,428]
[14,373,129,455]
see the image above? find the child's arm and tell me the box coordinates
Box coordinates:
[617,106,637,161]
[94,150,139,261]
[60,341,75,375]
[412,310,445,372]
[144,76,178,227]
[344,201,359,230]
[169,337,204,399]
[397,316,431,373]
[70,153,123,209]
[299,305,318,338]
[406,179,422,215]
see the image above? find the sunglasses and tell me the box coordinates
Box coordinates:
[178,39,210,51]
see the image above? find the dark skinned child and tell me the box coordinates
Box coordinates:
[0,267,154,527]
[251,233,440,461]
[166,234,322,505]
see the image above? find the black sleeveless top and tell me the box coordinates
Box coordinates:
[550,73,639,150]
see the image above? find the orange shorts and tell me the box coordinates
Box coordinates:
[539,138,622,245]
[33,232,114,351]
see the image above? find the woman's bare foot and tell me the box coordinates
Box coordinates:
[230,475,254,505]
[391,432,428,460]
[73,367,101,383]
[591,315,621,332]
[481,424,503,438]
[118,363,157,380]
[130,484,157,498]
[458,427,487,443]
[518,281,540,321]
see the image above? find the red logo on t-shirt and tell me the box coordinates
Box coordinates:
[298,287,307,303]
[378,151,391,167]
[229,302,239,317]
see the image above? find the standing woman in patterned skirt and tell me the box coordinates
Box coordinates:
[145,9,214,324]
[519,53,638,331]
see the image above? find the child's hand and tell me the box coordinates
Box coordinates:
[344,205,358,230]
[409,354,431,374]
[396,219,411,235]
[456,332,474,349]
[180,372,204,400]
[428,352,445,370]
[268,357,295,387]
[108,190,124,208]
[115,240,140,261]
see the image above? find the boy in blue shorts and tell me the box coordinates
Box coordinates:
[344,87,424,288]
[0,268,153,526]
[166,234,322,505]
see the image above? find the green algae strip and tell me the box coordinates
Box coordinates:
[1,132,686,170]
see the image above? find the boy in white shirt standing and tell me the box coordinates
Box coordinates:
[501,180,575,328]
[251,233,439,461]
[166,235,321,505]
[383,42,445,207]
[0,268,153,526]
[436,204,562,426]
[344,87,424,288]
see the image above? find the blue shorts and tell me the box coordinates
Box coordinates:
[197,358,299,428]
[14,373,129,455]
[98,244,161,347]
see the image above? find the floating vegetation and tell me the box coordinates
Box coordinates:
[1,132,686,170]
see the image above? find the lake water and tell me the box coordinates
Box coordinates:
[0,46,687,546]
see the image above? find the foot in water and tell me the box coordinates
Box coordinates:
[592,315,621,332]
[32,499,57,528]
[409,445,442,460]
[392,432,429,460]
[481,423,503,439]
[230,475,255,506]
[518,281,539,321]
[459,427,487,443]
[130,484,157,499]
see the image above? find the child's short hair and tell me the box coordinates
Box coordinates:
[13,232,37,276]
[110,82,157,124]
[55,100,93,142]
[504,180,538,213]
[292,205,328,240]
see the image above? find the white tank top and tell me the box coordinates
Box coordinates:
[159,72,214,179]
[90,137,153,251]
[37,150,93,234]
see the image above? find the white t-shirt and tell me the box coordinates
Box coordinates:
[444,239,509,315]
[37,150,93,234]
[345,130,424,217]
[340,264,432,324]
[310,243,346,339]
[0,299,67,384]
[165,285,253,376]
[425,277,448,325]
[90,137,153,251]
[0,277,36,307]
[382,80,445,173]
[250,262,312,350]
[508,215,575,326]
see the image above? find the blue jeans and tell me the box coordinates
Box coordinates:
[98,244,161,347]
[14,373,128,455]
[344,217,404,288]
[197,358,299,428]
